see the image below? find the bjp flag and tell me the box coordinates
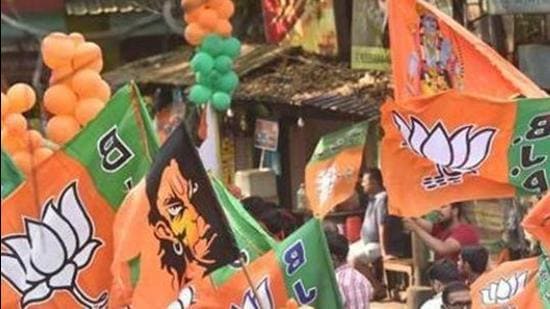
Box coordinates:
[0,84,158,309]
[111,122,239,309]
[1,149,24,199]
[388,0,546,100]
[305,122,368,217]
[471,256,547,308]
[522,193,550,249]
[381,91,549,217]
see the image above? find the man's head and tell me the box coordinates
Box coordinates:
[361,167,384,195]
[326,230,349,268]
[437,202,465,226]
[458,245,489,279]
[427,259,460,293]
[442,281,471,309]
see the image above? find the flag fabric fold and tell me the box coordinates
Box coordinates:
[388,0,547,100]
[1,149,24,199]
[381,91,549,217]
[111,122,240,309]
[305,121,368,217]
[0,84,159,309]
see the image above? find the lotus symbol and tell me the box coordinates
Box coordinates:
[1,182,107,308]
[480,271,528,305]
[392,112,497,190]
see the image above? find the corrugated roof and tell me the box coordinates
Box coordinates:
[64,0,149,15]
[104,44,390,120]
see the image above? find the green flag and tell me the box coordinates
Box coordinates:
[539,252,550,308]
[276,219,343,308]
[210,176,277,284]
[0,149,24,199]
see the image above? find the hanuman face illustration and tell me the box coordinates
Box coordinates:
[147,159,217,285]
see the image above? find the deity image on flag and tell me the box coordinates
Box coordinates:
[392,111,497,190]
[407,7,464,96]
[1,182,106,309]
[146,159,218,285]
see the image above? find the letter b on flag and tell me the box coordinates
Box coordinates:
[97,126,134,173]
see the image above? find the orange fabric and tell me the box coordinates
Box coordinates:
[471,257,543,309]
[1,152,114,308]
[305,146,363,217]
[381,91,515,217]
[388,0,546,101]
[182,251,289,308]
[110,180,180,309]
[522,193,550,249]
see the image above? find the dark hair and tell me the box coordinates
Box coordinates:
[427,259,460,284]
[442,281,470,305]
[241,196,271,219]
[451,201,465,219]
[326,230,349,262]
[461,246,489,274]
[364,167,384,189]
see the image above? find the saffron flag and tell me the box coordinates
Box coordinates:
[169,219,342,308]
[111,122,239,309]
[0,84,159,309]
[305,122,368,217]
[1,149,24,199]
[388,0,546,100]
[522,193,550,249]
[210,177,277,285]
[381,91,550,217]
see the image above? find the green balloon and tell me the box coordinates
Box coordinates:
[190,52,214,74]
[216,71,239,93]
[188,85,212,105]
[222,37,241,59]
[214,56,233,73]
[196,72,211,87]
[200,34,224,56]
[211,92,231,111]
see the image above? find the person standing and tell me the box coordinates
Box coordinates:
[458,245,489,285]
[421,259,461,309]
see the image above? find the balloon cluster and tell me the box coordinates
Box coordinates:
[1,84,53,174]
[182,0,241,111]
[41,32,111,145]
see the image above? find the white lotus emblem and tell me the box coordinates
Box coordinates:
[480,271,528,305]
[1,182,107,308]
[392,112,497,190]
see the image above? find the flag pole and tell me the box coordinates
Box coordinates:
[240,256,265,309]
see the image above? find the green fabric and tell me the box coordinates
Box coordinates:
[210,177,277,284]
[0,149,24,199]
[309,121,368,163]
[538,252,550,308]
[275,219,342,309]
[64,84,159,208]
[508,97,550,195]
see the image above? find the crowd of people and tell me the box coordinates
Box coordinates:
[231,167,541,309]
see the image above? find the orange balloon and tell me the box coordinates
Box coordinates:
[6,83,36,113]
[1,130,28,153]
[75,98,105,126]
[41,32,76,69]
[214,19,232,37]
[12,151,33,174]
[33,147,54,167]
[49,65,75,86]
[71,69,104,99]
[46,115,81,145]
[184,22,207,46]
[184,6,203,23]
[4,113,27,133]
[197,8,219,30]
[28,129,44,149]
[285,299,299,309]
[72,42,103,72]
[96,80,112,102]
[44,84,78,115]
[69,32,85,46]
[208,0,235,19]
[181,0,205,9]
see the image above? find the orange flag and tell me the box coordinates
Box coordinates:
[381,91,549,217]
[388,0,546,100]
[522,193,550,249]
[471,257,544,309]
[168,251,289,309]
